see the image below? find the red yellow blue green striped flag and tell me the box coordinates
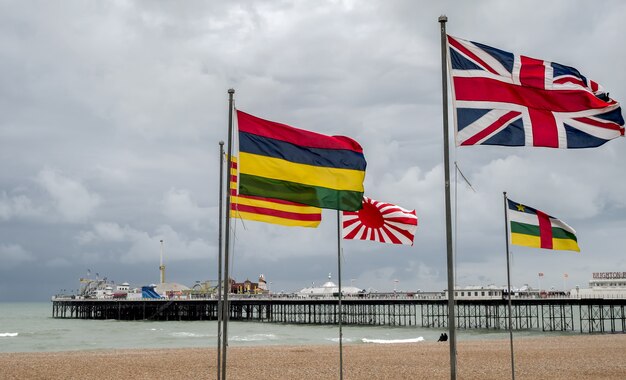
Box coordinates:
[507,199,580,252]
[236,110,367,211]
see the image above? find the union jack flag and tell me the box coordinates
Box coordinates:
[448,35,624,148]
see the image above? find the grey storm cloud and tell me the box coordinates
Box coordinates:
[1,0,626,301]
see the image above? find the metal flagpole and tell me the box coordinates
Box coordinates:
[217,141,224,380]
[503,192,516,380]
[439,15,457,380]
[337,210,344,380]
[221,88,235,380]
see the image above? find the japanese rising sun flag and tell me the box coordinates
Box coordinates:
[448,35,624,148]
[342,197,418,245]
[507,199,580,252]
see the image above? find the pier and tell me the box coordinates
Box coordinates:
[52,296,626,334]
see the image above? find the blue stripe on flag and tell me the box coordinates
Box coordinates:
[239,131,367,171]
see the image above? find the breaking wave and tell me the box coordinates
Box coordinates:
[326,337,355,343]
[230,333,277,342]
[170,332,210,338]
[361,337,424,344]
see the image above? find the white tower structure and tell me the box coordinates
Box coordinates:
[159,239,166,284]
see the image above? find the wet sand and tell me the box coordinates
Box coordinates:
[1,334,625,379]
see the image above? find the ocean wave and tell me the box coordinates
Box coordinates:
[361,337,424,344]
[326,337,355,343]
[230,333,277,342]
[0,333,19,337]
[170,332,210,338]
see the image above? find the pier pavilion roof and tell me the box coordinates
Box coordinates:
[298,274,362,296]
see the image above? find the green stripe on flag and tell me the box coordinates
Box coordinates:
[510,221,540,237]
[511,222,577,242]
[551,227,577,241]
[239,173,364,211]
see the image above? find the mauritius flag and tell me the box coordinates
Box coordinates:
[236,110,366,211]
[507,199,580,252]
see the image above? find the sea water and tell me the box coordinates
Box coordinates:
[0,302,571,353]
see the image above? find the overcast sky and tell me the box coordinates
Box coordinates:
[2,1,625,301]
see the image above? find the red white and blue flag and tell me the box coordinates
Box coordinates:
[342,197,418,245]
[448,35,624,148]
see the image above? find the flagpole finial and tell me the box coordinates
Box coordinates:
[219,141,224,146]
[228,88,235,94]
[438,15,447,23]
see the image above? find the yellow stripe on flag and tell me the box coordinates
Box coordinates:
[511,233,580,252]
[510,233,541,248]
[552,238,580,252]
[239,152,365,192]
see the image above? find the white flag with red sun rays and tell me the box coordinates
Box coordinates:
[342,196,418,245]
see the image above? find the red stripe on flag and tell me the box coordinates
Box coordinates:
[454,77,610,112]
[344,224,364,240]
[461,111,521,145]
[385,223,416,242]
[231,204,322,222]
[553,77,586,87]
[381,226,402,244]
[448,36,499,75]
[519,56,546,89]
[385,216,419,225]
[234,193,318,206]
[342,217,361,229]
[529,108,559,148]
[536,210,553,249]
[237,110,364,153]
[573,116,625,133]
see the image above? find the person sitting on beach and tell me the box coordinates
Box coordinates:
[437,333,448,342]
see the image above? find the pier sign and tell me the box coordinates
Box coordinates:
[593,272,626,279]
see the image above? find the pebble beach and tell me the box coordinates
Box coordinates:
[1,334,625,379]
